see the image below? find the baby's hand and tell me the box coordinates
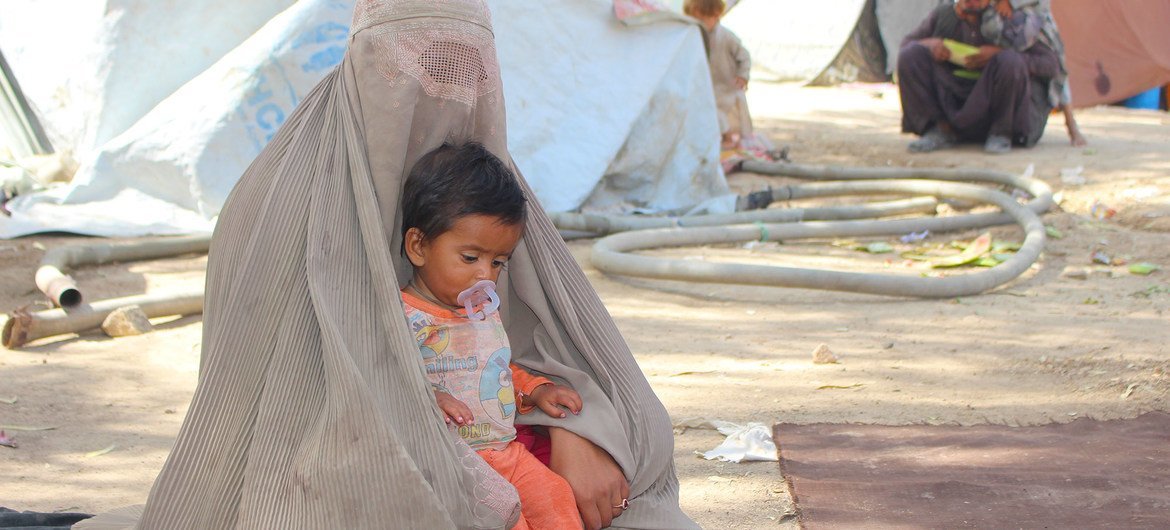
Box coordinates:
[994,0,1013,19]
[527,384,582,419]
[435,390,474,425]
[735,76,748,91]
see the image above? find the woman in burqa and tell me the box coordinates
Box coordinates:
[76,1,694,529]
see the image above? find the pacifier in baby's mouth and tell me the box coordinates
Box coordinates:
[457,280,500,321]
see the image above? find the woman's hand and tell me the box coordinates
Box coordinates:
[547,427,630,530]
[526,384,582,418]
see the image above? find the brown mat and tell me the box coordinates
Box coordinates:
[775,413,1170,529]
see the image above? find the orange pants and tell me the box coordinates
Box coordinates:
[478,441,581,530]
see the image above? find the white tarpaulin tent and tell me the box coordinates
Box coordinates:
[0,0,297,160]
[723,0,944,83]
[723,0,869,82]
[0,0,727,238]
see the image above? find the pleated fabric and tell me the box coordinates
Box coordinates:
[76,1,695,529]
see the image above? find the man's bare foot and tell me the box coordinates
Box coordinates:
[1063,107,1087,147]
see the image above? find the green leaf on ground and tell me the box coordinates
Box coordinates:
[974,256,1001,267]
[931,232,992,268]
[1128,262,1161,275]
[85,444,116,458]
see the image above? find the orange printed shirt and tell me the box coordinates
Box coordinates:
[402,289,550,451]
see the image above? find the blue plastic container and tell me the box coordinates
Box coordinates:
[1123,87,1163,109]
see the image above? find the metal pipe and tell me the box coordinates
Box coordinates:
[36,235,211,308]
[3,291,204,349]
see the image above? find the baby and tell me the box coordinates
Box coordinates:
[400,142,583,529]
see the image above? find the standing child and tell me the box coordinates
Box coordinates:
[684,0,752,150]
[400,142,584,530]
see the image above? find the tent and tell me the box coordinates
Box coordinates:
[1051,0,1170,108]
[721,0,945,84]
[0,49,51,160]
[0,0,729,238]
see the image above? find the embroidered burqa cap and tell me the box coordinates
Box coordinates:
[77,0,693,528]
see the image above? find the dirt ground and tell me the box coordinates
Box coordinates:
[2,82,1168,529]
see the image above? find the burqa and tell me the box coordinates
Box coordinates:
[75,1,694,528]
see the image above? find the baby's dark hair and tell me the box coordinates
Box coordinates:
[401,142,527,244]
[683,0,726,18]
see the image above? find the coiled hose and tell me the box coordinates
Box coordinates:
[581,162,1052,298]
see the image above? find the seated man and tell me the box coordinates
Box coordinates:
[897,0,1061,154]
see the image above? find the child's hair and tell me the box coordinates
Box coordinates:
[683,0,726,18]
[401,142,527,244]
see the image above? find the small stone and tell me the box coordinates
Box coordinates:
[812,343,838,364]
[1060,266,1089,280]
[101,305,153,337]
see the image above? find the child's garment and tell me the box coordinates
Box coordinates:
[702,23,752,137]
[980,1,1069,108]
[401,289,580,529]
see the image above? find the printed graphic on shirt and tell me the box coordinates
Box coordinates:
[404,302,517,447]
[408,312,448,356]
[410,313,479,376]
[442,347,515,445]
[457,422,493,440]
[481,347,516,420]
[416,323,450,358]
